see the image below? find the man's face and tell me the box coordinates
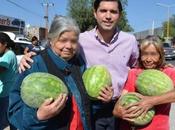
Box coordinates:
[94,1,120,31]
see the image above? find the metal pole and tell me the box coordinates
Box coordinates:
[42,2,54,39]
[167,7,170,38]
[156,3,175,39]
[151,20,155,35]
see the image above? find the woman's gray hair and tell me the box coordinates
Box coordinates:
[48,15,80,41]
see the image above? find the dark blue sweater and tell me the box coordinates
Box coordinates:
[8,48,92,130]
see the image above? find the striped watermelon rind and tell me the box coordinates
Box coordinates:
[136,69,174,96]
[21,72,68,108]
[82,65,112,99]
[119,92,155,126]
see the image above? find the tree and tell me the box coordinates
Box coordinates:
[67,0,133,32]
[162,14,175,38]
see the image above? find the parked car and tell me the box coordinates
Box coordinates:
[14,40,45,65]
[163,42,175,60]
[2,32,45,65]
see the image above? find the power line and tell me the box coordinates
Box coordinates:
[6,0,43,18]
[49,0,57,15]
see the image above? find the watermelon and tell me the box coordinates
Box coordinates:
[82,65,112,99]
[136,69,174,96]
[21,72,68,108]
[119,92,155,126]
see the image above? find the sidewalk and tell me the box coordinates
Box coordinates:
[170,103,175,130]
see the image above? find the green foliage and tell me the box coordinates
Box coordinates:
[67,0,133,32]
[162,15,175,38]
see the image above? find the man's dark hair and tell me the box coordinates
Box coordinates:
[31,36,38,42]
[93,0,123,12]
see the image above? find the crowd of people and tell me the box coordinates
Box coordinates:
[0,0,175,130]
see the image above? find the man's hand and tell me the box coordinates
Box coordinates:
[19,52,36,73]
[97,86,114,103]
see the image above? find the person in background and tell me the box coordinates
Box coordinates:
[18,0,139,129]
[0,32,17,130]
[24,36,41,54]
[8,15,94,130]
[113,35,175,130]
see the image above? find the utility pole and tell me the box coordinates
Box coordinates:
[151,20,155,35]
[156,3,175,40]
[42,2,54,39]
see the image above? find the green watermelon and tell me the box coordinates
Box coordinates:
[82,65,112,99]
[119,92,155,126]
[21,72,68,108]
[136,69,174,96]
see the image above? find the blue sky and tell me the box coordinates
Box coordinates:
[1,0,175,32]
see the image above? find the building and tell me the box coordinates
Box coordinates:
[0,15,25,34]
[26,26,46,41]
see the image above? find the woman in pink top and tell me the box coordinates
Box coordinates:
[113,35,175,130]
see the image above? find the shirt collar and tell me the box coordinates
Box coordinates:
[94,26,120,46]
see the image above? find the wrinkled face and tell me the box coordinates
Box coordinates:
[0,42,6,54]
[141,44,160,69]
[50,31,78,61]
[94,1,120,31]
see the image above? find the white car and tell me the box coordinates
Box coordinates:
[14,40,32,65]
[14,40,45,65]
[2,32,45,65]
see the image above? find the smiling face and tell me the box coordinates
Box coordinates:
[50,31,78,61]
[141,44,161,69]
[94,1,120,32]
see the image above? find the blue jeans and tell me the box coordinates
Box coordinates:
[0,96,17,130]
[92,100,120,130]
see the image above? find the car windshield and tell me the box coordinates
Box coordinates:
[163,43,171,47]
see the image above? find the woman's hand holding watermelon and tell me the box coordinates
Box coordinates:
[97,86,114,103]
[113,99,137,122]
[37,94,67,120]
[125,94,155,118]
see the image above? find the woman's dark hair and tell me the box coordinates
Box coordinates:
[93,0,123,12]
[0,32,15,50]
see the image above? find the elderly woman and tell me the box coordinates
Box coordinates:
[113,35,175,130]
[8,16,92,130]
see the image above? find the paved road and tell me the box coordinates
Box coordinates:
[170,103,175,130]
